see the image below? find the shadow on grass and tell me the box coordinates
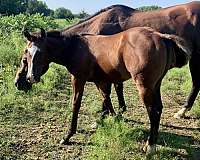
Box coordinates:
[158,131,200,159]
[123,117,200,132]
[123,117,200,159]
[64,141,95,147]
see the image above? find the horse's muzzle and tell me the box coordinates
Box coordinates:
[15,79,32,92]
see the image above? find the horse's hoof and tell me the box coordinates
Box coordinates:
[91,122,98,129]
[118,106,127,114]
[122,106,127,113]
[174,108,188,119]
[60,138,69,145]
[143,142,156,155]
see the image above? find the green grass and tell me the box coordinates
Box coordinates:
[1,64,200,159]
[0,18,200,159]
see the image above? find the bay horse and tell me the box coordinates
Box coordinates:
[15,5,136,114]
[63,1,200,118]
[15,1,200,118]
[19,27,191,153]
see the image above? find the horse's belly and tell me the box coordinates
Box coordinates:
[89,67,131,83]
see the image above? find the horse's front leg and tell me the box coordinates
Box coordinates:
[60,76,85,145]
[174,53,200,118]
[114,82,127,114]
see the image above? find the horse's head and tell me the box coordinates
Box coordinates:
[15,54,32,92]
[15,28,50,90]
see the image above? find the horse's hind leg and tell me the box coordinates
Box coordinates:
[60,76,85,145]
[136,80,163,154]
[175,54,200,118]
[95,82,116,118]
[114,82,127,114]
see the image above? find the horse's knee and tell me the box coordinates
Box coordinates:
[137,86,154,105]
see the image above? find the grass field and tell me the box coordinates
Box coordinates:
[0,18,200,160]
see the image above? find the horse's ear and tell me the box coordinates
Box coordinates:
[23,29,32,41]
[40,28,46,39]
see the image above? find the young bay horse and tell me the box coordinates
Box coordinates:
[15,5,136,113]
[15,1,200,118]
[19,27,191,153]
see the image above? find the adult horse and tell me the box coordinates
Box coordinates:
[15,1,200,118]
[19,27,191,153]
[65,1,200,118]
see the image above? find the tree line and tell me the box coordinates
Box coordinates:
[0,0,161,19]
[0,0,89,19]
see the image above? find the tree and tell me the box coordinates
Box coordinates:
[53,7,74,19]
[76,10,90,19]
[137,5,162,12]
[0,0,27,15]
[0,0,52,16]
[26,0,51,16]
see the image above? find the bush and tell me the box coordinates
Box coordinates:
[0,13,58,36]
[0,13,59,66]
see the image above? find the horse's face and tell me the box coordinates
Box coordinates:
[25,29,50,84]
[15,29,50,90]
[15,53,32,92]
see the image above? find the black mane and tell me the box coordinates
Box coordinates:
[46,30,62,38]
[46,30,95,40]
[46,30,85,43]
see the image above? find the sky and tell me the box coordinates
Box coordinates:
[42,0,193,14]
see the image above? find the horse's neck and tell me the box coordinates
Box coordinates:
[48,36,86,72]
[47,38,70,65]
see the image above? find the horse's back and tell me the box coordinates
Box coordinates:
[84,27,168,84]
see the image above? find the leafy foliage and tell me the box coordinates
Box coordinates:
[0,0,88,19]
[26,0,53,16]
[0,13,58,36]
[0,0,27,15]
[53,7,74,19]
[0,13,59,69]
[0,0,51,16]
[137,5,162,11]
[74,10,90,19]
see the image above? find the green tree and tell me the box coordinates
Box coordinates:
[137,5,162,12]
[54,7,74,19]
[76,10,90,19]
[0,0,27,15]
[26,0,52,16]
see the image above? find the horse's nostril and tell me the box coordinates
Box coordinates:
[15,82,18,87]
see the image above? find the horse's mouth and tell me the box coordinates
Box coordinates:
[33,77,41,83]
[15,81,32,92]
[27,75,41,84]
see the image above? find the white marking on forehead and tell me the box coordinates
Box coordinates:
[27,43,40,58]
[27,43,40,81]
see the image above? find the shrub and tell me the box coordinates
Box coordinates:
[0,13,58,37]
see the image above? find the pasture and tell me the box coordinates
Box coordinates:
[0,15,200,160]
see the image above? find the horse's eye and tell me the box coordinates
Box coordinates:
[25,49,28,53]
